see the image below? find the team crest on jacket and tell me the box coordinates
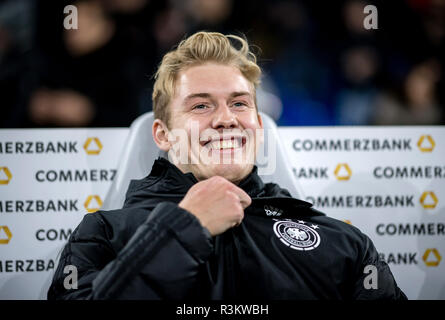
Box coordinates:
[273,220,320,251]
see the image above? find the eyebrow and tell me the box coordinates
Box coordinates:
[230,91,252,98]
[184,93,212,103]
[184,91,252,103]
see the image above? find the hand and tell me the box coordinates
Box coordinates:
[29,89,95,126]
[179,176,251,236]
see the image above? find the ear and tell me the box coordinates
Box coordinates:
[152,119,171,151]
[257,113,265,143]
[257,113,263,129]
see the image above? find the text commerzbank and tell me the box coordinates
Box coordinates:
[35,169,116,182]
[293,138,412,152]
[373,166,445,179]
[0,141,78,154]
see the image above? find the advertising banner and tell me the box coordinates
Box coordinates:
[280,127,444,300]
[0,129,128,299]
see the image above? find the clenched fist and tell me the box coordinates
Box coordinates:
[179,176,252,236]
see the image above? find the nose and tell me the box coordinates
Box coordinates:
[212,103,238,129]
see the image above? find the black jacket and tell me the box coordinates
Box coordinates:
[48,158,407,300]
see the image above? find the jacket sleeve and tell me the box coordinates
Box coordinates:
[47,202,213,300]
[351,233,408,300]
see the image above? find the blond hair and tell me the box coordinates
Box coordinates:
[152,31,262,126]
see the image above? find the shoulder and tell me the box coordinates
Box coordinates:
[72,207,150,250]
[263,182,293,198]
[126,174,163,194]
[308,212,373,251]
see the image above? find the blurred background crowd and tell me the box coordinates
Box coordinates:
[0,0,444,128]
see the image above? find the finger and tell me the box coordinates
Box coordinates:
[231,186,251,209]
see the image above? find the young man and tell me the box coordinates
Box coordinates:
[48,32,407,300]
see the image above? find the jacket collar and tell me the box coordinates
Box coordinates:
[149,157,266,197]
[124,157,322,217]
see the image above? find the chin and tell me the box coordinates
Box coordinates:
[206,163,253,184]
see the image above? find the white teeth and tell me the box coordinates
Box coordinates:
[209,139,241,149]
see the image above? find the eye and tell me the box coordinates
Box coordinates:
[192,104,209,110]
[233,102,247,108]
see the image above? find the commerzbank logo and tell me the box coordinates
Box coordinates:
[334,163,352,181]
[423,248,441,267]
[0,167,12,185]
[420,191,438,209]
[0,226,12,244]
[379,249,442,266]
[83,137,103,155]
[417,135,435,152]
[84,195,103,213]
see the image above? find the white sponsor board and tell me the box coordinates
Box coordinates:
[280,126,445,300]
[0,129,128,299]
[0,127,444,299]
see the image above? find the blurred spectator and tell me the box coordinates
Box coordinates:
[0,0,35,128]
[332,0,381,125]
[261,1,334,126]
[183,0,233,28]
[153,4,187,53]
[26,0,149,127]
[334,46,380,125]
[373,59,443,125]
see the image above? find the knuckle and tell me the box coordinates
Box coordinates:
[235,202,243,214]
[225,190,237,201]
[210,176,228,189]
[213,176,226,184]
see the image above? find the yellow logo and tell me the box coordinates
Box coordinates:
[334,163,352,181]
[83,137,103,155]
[423,248,441,267]
[0,167,12,185]
[417,135,435,152]
[420,191,438,209]
[84,195,103,213]
[343,220,352,225]
[0,226,12,244]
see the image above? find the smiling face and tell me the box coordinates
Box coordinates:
[153,63,263,184]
